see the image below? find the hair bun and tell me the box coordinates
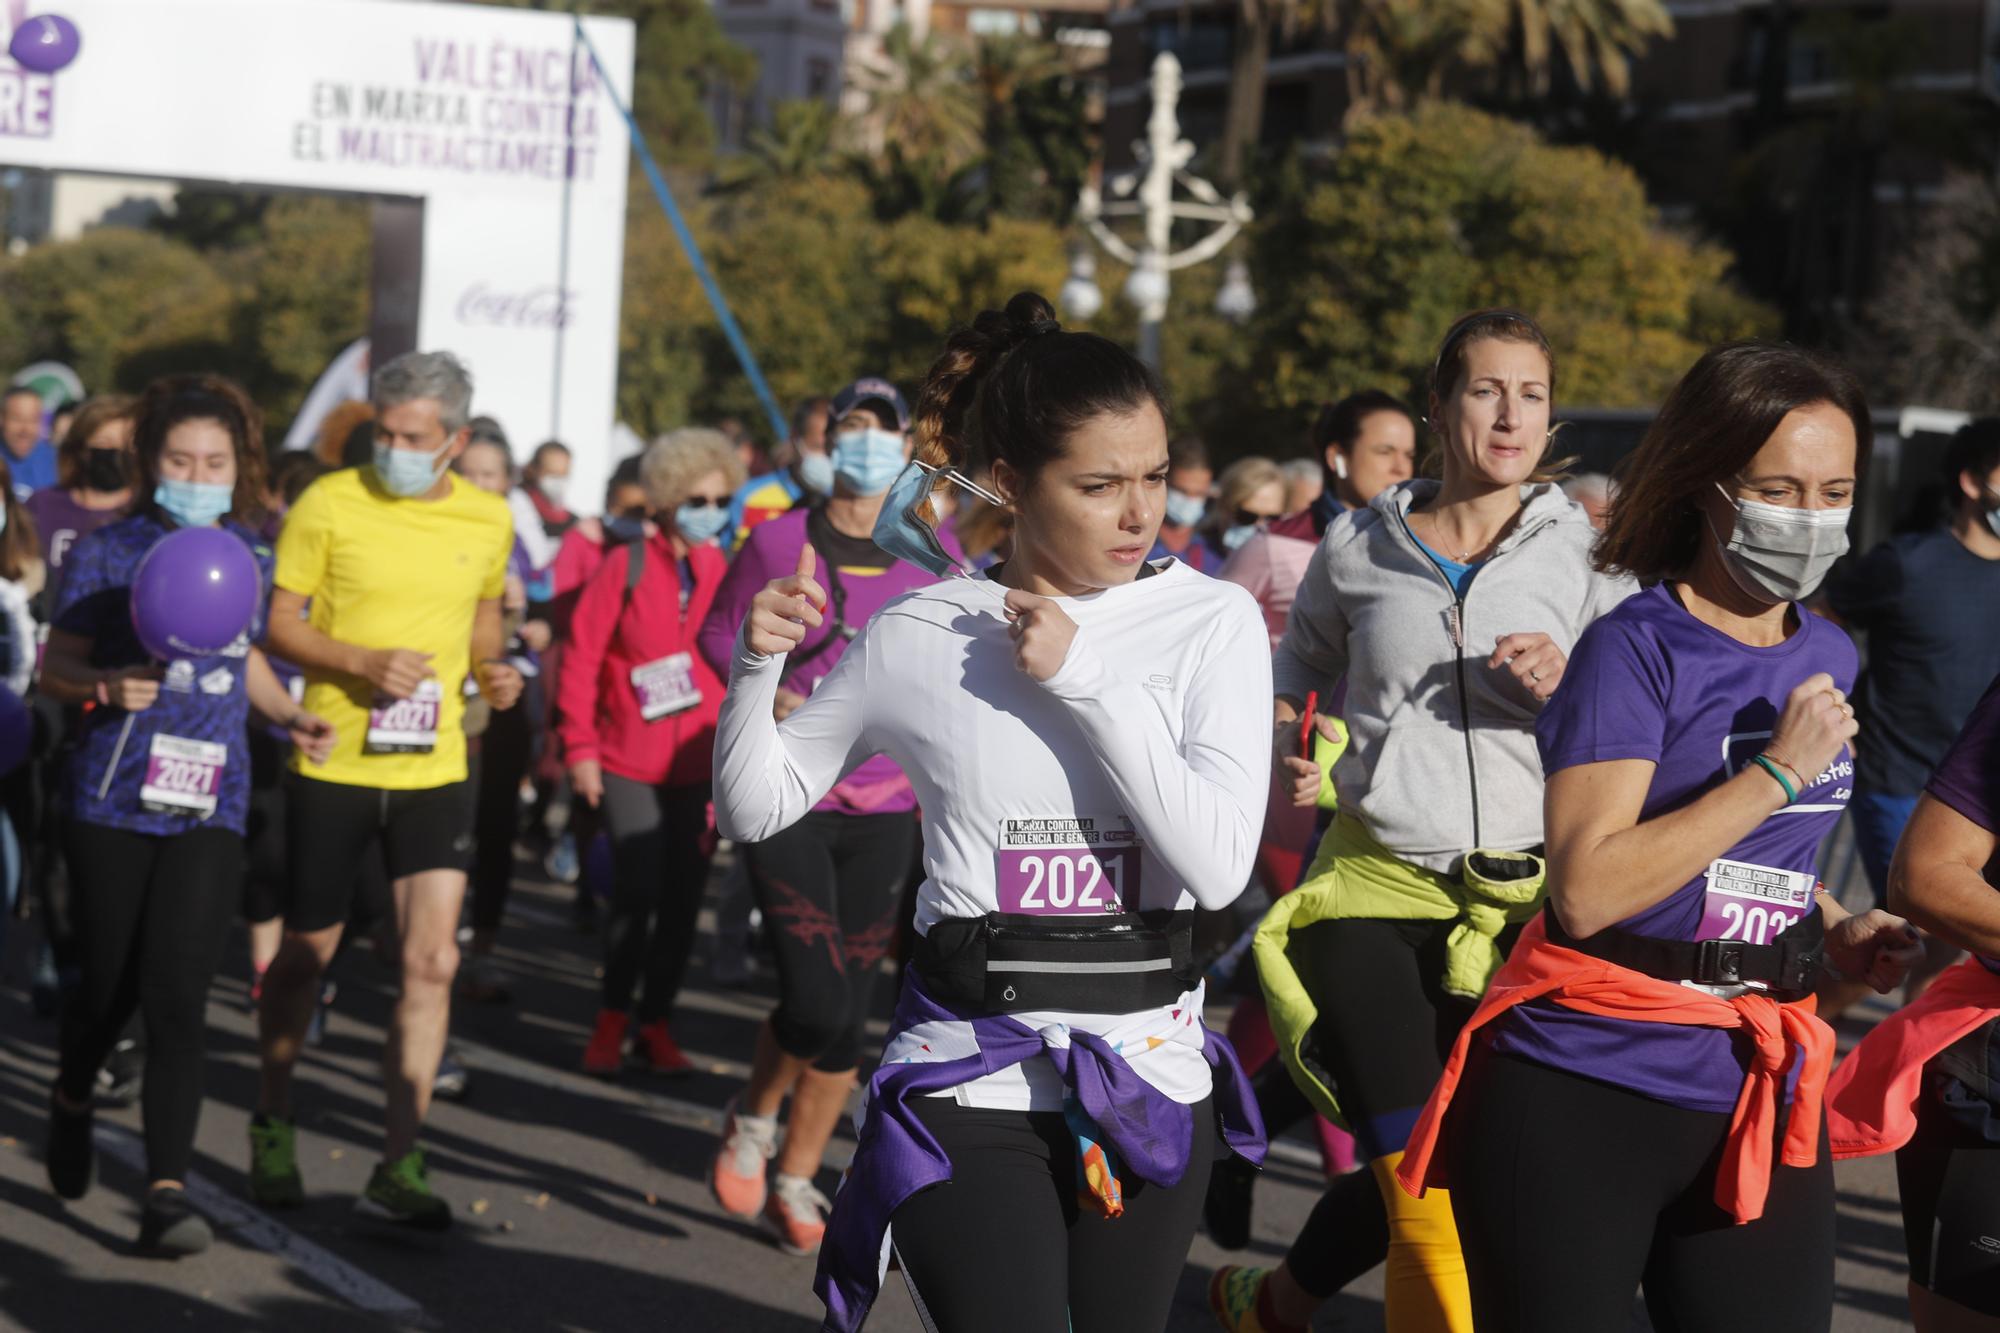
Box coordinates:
[1026,318,1060,338]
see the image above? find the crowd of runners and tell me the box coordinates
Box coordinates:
[10,293,2000,1332]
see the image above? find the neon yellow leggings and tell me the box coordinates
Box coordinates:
[1370,1152,1473,1333]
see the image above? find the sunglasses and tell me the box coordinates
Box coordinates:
[1233,508,1278,528]
[680,495,730,510]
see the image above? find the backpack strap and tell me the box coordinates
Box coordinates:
[621,536,645,612]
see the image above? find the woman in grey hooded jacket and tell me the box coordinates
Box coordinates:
[1209,310,1634,1333]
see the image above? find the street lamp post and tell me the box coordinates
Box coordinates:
[1070,51,1255,368]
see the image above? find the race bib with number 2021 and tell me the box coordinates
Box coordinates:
[995,816,1143,916]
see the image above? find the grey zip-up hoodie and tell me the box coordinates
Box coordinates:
[1273,480,1636,874]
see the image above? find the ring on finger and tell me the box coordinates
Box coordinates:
[1528,669,1542,683]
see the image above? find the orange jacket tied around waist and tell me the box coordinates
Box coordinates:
[1394,913,1835,1224]
[1824,955,2000,1160]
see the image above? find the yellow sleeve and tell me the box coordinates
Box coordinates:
[274,477,335,597]
[479,502,513,601]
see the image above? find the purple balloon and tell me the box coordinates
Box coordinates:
[10,14,79,74]
[0,684,29,777]
[130,527,261,661]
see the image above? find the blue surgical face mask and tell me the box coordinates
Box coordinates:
[797,449,835,496]
[832,428,907,497]
[1220,522,1259,553]
[872,459,1002,579]
[605,512,646,544]
[372,440,452,499]
[1985,486,2000,541]
[1164,489,1208,530]
[155,478,234,528]
[676,502,730,544]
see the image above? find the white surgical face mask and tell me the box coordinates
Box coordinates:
[1707,482,1851,603]
[537,473,571,507]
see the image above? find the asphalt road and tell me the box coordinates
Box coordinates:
[0,856,1918,1332]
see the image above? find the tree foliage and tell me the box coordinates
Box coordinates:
[1860,172,2000,413]
[1220,103,1769,445]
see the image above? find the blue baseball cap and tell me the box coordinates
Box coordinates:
[828,377,909,433]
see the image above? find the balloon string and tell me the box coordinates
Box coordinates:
[97,711,136,802]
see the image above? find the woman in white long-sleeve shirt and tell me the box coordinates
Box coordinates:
[713,291,1270,1333]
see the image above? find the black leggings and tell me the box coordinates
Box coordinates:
[744,809,916,1072]
[1896,1076,2000,1316]
[891,1095,1217,1333]
[56,820,243,1182]
[471,701,533,935]
[599,774,712,1021]
[1448,1052,1834,1333]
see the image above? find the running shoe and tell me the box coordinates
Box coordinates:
[710,1099,777,1219]
[629,1019,694,1076]
[581,1009,629,1076]
[356,1149,452,1232]
[247,1113,305,1208]
[1208,1265,1305,1333]
[544,832,580,884]
[138,1186,212,1258]
[45,1089,93,1200]
[762,1173,831,1257]
[97,1038,142,1108]
[433,1045,471,1102]
[1203,1153,1257,1250]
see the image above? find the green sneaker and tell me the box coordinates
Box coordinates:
[356,1149,451,1232]
[248,1114,304,1209]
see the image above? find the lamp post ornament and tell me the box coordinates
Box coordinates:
[1071,51,1255,368]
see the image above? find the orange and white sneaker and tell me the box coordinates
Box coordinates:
[711,1099,777,1218]
[581,1009,629,1076]
[762,1172,831,1256]
[630,1019,694,1075]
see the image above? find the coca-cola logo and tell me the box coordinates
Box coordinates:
[456,284,575,330]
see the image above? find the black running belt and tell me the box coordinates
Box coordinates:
[1544,907,1826,998]
[914,911,1198,1014]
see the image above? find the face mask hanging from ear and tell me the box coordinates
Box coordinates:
[872,459,1004,579]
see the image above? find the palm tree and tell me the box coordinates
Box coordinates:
[1466,0,1674,99]
[851,24,983,173]
[715,98,840,193]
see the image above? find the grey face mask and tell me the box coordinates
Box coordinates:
[1984,486,2000,541]
[1707,482,1851,603]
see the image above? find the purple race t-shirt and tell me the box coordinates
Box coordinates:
[1928,675,2000,835]
[56,515,274,836]
[1490,581,1856,1113]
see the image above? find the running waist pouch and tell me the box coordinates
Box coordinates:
[1544,907,1826,999]
[913,911,1198,1014]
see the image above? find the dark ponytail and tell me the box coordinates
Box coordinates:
[911,292,1165,517]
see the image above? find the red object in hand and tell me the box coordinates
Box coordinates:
[1299,690,1318,761]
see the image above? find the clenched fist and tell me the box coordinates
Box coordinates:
[1003,587,1077,683]
[746,544,828,658]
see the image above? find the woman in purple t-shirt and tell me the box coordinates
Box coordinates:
[1448,342,1923,1331]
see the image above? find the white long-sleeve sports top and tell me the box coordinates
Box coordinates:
[714,559,1272,1110]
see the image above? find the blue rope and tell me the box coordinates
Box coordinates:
[574,16,789,444]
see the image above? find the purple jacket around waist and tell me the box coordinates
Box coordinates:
[814,971,1266,1331]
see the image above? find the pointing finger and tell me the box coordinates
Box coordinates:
[796,543,817,582]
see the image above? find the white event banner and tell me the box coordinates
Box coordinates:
[0,0,635,509]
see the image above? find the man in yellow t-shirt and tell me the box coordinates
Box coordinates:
[252,350,521,1232]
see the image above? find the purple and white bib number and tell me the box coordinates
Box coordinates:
[139,735,226,818]
[365,679,441,755]
[630,652,702,722]
[995,816,1142,916]
[1697,857,1815,947]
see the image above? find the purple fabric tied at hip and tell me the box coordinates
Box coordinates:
[813,971,1265,1332]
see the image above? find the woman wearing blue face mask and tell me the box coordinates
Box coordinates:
[560,428,745,1077]
[1204,456,1288,565]
[39,374,336,1257]
[695,376,952,1257]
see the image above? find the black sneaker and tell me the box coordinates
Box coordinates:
[138,1187,212,1258]
[1202,1153,1257,1251]
[45,1089,94,1200]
